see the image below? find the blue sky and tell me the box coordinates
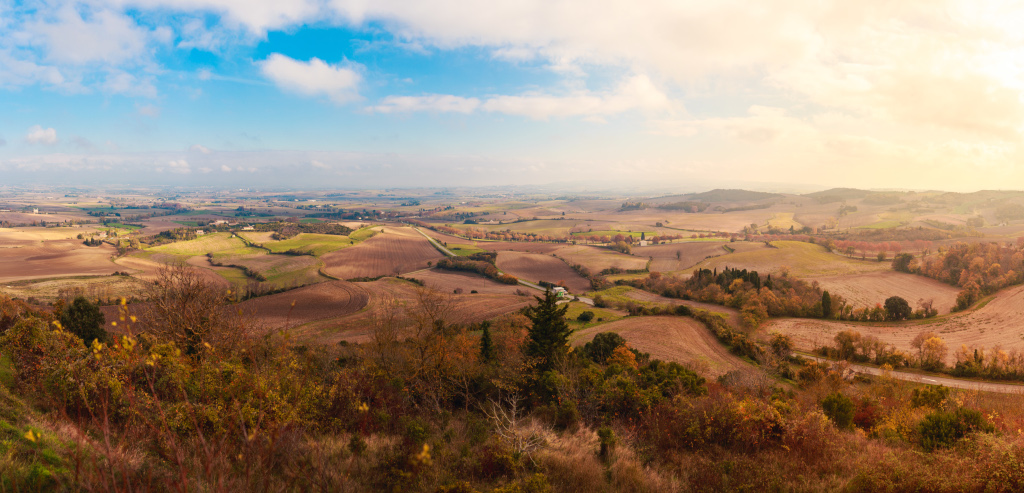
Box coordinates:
[2,1,1024,191]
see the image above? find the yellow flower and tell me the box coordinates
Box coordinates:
[357,402,369,413]
[24,430,37,442]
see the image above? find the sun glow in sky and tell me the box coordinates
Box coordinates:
[2,1,1024,191]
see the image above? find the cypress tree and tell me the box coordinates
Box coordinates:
[821,290,832,318]
[525,289,571,371]
[480,325,495,362]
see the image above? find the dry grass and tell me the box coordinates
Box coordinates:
[572,316,751,377]
[694,240,889,277]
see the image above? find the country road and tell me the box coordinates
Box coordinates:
[806,354,1024,394]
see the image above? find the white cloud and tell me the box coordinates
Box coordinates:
[221,165,232,172]
[110,0,321,34]
[167,159,191,173]
[190,144,212,154]
[483,75,674,120]
[259,54,362,103]
[371,94,481,114]
[102,71,158,98]
[30,6,152,65]
[25,125,58,145]
[372,74,675,120]
[310,160,329,168]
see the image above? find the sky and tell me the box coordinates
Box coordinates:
[2,1,1024,191]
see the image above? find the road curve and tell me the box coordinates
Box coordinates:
[806,355,1024,394]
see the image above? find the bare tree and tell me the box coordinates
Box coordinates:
[141,263,253,356]
[482,392,544,463]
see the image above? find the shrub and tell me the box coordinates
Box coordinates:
[822,392,854,430]
[576,311,595,323]
[582,332,627,364]
[918,408,994,451]
[911,385,949,409]
[58,297,108,346]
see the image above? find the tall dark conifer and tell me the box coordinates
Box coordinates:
[525,289,571,370]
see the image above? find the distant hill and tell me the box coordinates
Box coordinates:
[687,189,781,202]
[803,188,871,203]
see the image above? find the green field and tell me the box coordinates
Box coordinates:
[148,232,246,256]
[452,219,573,235]
[448,243,486,256]
[103,223,144,231]
[263,233,354,256]
[348,226,379,242]
[693,240,888,277]
[562,302,623,330]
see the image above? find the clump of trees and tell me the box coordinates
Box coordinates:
[894,242,1024,310]
[435,253,518,284]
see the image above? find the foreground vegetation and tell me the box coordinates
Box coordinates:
[1,268,1024,491]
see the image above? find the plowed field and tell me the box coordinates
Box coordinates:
[0,240,119,282]
[495,251,591,293]
[813,272,960,313]
[239,280,369,330]
[765,284,1024,364]
[553,245,647,273]
[636,242,731,272]
[322,227,445,279]
[573,316,750,377]
[292,278,532,343]
[406,269,524,295]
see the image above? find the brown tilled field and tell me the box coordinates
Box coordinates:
[573,316,751,377]
[636,242,731,272]
[495,251,591,293]
[553,244,647,273]
[239,280,369,330]
[405,269,524,295]
[0,240,120,282]
[322,227,445,279]
[293,278,532,343]
[764,284,1024,364]
[138,218,186,235]
[812,271,960,313]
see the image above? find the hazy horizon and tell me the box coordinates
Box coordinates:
[2,1,1023,191]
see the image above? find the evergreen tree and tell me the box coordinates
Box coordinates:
[821,290,832,318]
[60,296,108,346]
[480,325,494,362]
[525,289,571,371]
